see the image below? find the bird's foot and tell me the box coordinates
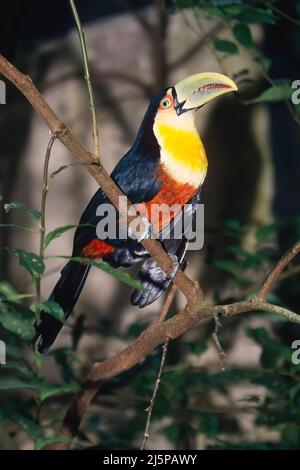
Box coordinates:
[128,216,153,242]
[166,254,180,280]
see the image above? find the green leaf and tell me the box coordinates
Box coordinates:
[185,341,207,355]
[289,383,300,402]
[35,435,71,450]
[224,218,244,233]
[4,201,41,222]
[225,246,249,258]
[196,3,275,24]
[0,282,33,303]
[2,361,35,378]
[255,222,281,242]
[0,223,37,232]
[244,80,292,104]
[1,409,41,437]
[255,56,272,74]
[246,327,289,368]
[162,422,181,443]
[37,383,80,403]
[44,224,92,249]
[233,23,252,48]
[213,259,239,277]
[9,248,45,277]
[223,5,276,24]
[198,412,219,436]
[222,219,245,239]
[49,162,94,181]
[212,38,238,55]
[0,302,35,341]
[69,257,142,289]
[0,377,42,390]
[49,164,75,180]
[209,0,242,5]
[37,300,65,323]
[281,424,300,449]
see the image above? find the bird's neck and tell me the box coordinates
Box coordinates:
[153,120,208,188]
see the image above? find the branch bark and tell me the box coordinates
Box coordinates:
[0,54,299,451]
[0,53,199,306]
[53,294,300,449]
[257,242,300,300]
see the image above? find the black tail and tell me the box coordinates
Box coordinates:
[35,261,90,354]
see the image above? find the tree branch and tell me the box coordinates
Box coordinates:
[0,53,299,451]
[34,135,57,324]
[257,242,300,300]
[53,281,300,449]
[69,0,100,160]
[140,337,169,450]
[0,53,199,305]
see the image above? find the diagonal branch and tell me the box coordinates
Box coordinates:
[0,53,200,305]
[53,286,300,449]
[257,242,300,300]
[1,53,299,452]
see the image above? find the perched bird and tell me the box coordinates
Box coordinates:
[35,72,237,353]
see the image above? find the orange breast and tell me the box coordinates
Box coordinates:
[137,165,198,234]
[81,165,199,259]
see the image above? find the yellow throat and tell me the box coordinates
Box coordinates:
[153,111,208,188]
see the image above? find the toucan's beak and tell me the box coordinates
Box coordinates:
[174,72,238,115]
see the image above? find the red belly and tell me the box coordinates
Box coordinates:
[81,165,198,259]
[81,239,115,258]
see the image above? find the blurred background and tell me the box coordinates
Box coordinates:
[0,0,300,450]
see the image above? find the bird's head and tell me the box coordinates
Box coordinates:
[154,72,238,130]
[134,72,237,158]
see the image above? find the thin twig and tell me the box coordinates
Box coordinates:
[257,242,300,300]
[226,263,300,302]
[257,0,300,27]
[212,312,226,371]
[140,263,187,448]
[140,338,169,450]
[34,135,56,323]
[69,0,100,160]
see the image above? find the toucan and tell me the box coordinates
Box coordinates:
[35,72,237,353]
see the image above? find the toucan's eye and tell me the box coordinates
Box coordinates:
[160,97,172,109]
